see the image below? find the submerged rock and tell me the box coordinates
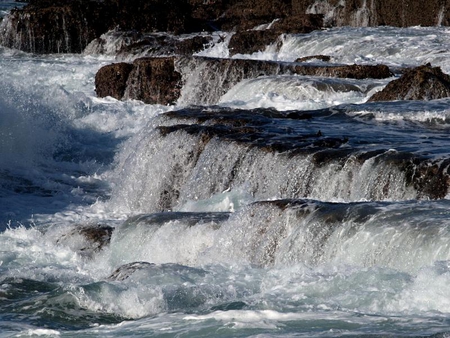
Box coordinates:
[56,224,114,257]
[369,64,450,101]
[161,107,347,153]
[108,262,207,281]
[108,262,155,281]
[293,63,391,79]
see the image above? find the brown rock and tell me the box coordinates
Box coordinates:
[293,63,392,79]
[95,56,393,105]
[0,1,110,53]
[124,57,182,105]
[296,55,331,62]
[0,0,200,54]
[95,62,134,100]
[270,14,324,33]
[293,0,450,27]
[228,14,323,56]
[220,0,292,31]
[369,64,450,102]
[228,30,283,56]
[120,34,212,58]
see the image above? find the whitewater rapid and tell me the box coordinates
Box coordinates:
[2,25,450,337]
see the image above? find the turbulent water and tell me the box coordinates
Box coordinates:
[2,3,450,336]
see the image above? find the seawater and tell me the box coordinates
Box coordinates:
[2,11,450,337]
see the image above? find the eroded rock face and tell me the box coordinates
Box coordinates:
[95,57,182,104]
[298,0,450,27]
[0,0,198,53]
[369,64,450,101]
[228,30,283,56]
[95,62,134,100]
[0,1,109,53]
[95,56,392,104]
[228,14,323,56]
[5,0,450,55]
[219,0,292,31]
[293,63,391,79]
[123,57,182,105]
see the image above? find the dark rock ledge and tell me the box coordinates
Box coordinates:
[369,64,450,102]
[95,56,392,105]
[158,106,450,200]
[4,0,450,54]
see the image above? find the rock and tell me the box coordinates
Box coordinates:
[299,0,450,27]
[368,64,450,102]
[160,106,348,153]
[5,0,450,54]
[123,57,182,105]
[86,30,213,58]
[0,0,199,53]
[270,13,324,33]
[228,30,283,56]
[293,63,392,79]
[96,56,392,104]
[108,262,155,281]
[219,0,292,31]
[56,224,114,257]
[296,55,331,62]
[95,62,134,100]
[228,14,323,56]
[117,34,213,59]
[0,0,110,53]
[410,159,450,199]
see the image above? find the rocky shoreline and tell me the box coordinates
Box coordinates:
[3,0,450,54]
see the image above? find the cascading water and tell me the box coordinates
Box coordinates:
[2,5,450,335]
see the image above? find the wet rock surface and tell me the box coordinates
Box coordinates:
[369,64,450,102]
[56,224,114,257]
[158,106,450,199]
[5,0,450,54]
[0,0,198,53]
[95,56,392,104]
[86,31,213,59]
[228,14,323,55]
[296,55,332,62]
[95,62,134,100]
[0,0,110,53]
[123,57,182,105]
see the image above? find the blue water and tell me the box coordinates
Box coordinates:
[2,3,450,336]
